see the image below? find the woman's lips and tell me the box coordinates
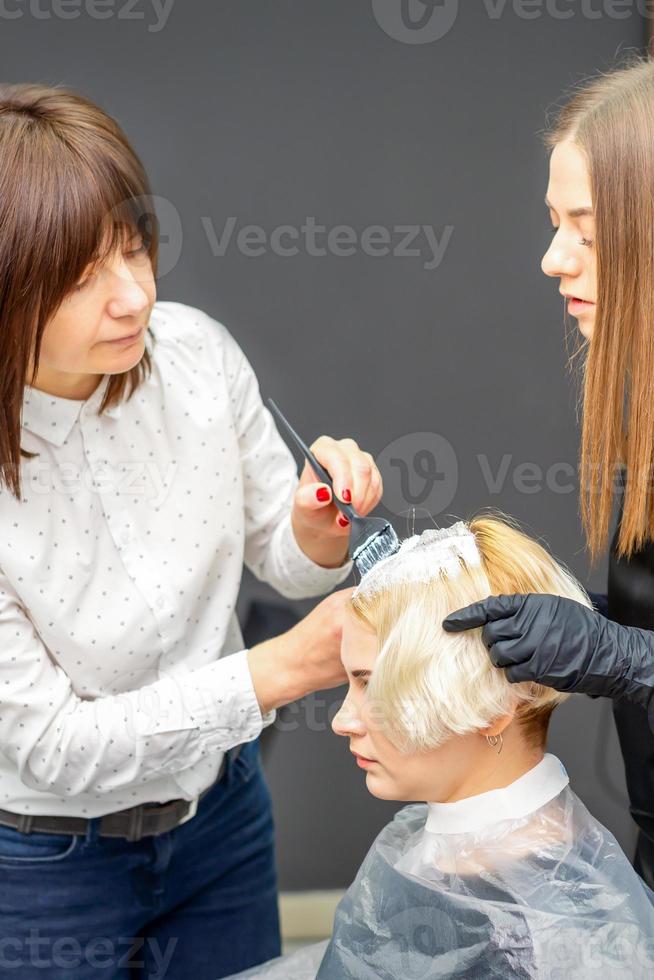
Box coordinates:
[565,296,595,315]
[352,751,378,769]
[106,327,143,345]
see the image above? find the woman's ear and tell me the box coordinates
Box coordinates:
[479,711,515,739]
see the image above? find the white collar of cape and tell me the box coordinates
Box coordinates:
[424,753,569,835]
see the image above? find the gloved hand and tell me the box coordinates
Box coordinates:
[442,593,654,728]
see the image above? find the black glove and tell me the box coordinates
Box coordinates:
[442,593,654,729]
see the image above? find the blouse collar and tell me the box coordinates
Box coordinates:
[425,753,569,835]
[20,325,158,447]
[21,373,116,447]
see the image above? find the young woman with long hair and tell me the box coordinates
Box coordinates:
[445,53,654,892]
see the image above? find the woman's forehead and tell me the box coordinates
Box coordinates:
[546,141,593,207]
[341,615,378,670]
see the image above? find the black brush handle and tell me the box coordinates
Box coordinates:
[267,398,358,521]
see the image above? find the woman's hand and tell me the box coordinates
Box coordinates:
[247,587,354,713]
[442,593,654,726]
[290,436,383,568]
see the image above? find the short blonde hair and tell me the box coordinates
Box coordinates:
[349,510,592,753]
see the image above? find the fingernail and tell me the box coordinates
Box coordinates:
[342,488,352,502]
[338,516,350,527]
[316,487,330,502]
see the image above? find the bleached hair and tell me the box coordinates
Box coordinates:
[349,511,593,753]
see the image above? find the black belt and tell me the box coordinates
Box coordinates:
[0,745,241,843]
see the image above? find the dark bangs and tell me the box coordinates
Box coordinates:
[28,112,160,302]
[0,82,158,501]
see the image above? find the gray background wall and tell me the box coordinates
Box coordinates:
[2,1,647,888]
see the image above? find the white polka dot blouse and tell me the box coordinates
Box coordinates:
[0,301,353,818]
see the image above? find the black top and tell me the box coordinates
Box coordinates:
[607,477,654,888]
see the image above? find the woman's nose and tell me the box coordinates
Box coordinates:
[541,241,582,280]
[332,699,366,738]
[107,256,152,317]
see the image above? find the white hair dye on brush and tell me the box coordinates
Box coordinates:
[353,520,481,599]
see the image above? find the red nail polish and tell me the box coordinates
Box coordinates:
[316,487,330,502]
[338,516,350,527]
[342,489,352,502]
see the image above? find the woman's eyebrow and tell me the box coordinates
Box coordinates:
[544,196,594,218]
[351,669,371,679]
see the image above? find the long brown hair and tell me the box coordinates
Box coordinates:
[542,54,654,563]
[0,82,159,502]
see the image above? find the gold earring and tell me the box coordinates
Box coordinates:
[485,733,503,755]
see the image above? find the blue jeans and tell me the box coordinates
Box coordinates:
[0,739,281,979]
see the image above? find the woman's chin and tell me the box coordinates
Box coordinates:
[364,772,404,801]
[577,319,594,341]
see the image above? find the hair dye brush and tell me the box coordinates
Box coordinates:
[267,398,400,578]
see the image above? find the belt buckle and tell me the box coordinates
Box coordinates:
[176,795,199,827]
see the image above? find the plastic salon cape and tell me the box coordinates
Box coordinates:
[225,754,654,979]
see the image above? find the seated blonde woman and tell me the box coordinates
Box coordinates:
[227,513,654,980]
